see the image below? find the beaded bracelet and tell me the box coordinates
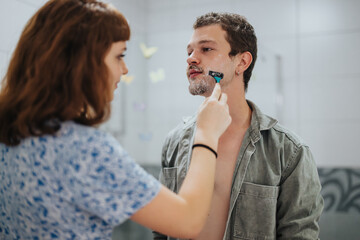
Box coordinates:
[192,144,218,158]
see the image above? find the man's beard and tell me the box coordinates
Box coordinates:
[188,78,212,96]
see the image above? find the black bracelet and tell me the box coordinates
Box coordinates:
[192,144,218,158]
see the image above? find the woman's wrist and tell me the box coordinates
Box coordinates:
[193,128,218,152]
[192,144,218,158]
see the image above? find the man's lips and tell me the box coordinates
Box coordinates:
[188,69,203,78]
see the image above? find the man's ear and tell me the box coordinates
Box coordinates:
[236,51,252,74]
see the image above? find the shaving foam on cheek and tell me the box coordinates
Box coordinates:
[208,70,224,83]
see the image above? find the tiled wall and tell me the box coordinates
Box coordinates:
[142,0,360,168]
[318,168,360,239]
[2,0,359,168]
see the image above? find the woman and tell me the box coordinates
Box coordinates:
[0,0,231,239]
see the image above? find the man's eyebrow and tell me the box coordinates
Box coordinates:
[198,40,217,45]
[187,40,217,50]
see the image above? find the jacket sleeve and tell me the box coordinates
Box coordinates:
[277,145,324,239]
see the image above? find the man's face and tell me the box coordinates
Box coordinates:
[186,24,237,97]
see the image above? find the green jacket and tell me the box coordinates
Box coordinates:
[153,101,324,240]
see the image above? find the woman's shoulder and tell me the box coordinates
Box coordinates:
[60,121,125,152]
[19,121,123,157]
[58,121,117,144]
[60,121,106,136]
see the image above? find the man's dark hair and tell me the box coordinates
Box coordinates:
[194,12,257,91]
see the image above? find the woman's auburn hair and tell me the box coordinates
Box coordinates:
[0,0,130,146]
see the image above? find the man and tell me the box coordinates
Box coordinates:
[153,12,323,240]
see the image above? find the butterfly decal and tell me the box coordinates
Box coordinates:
[133,102,146,112]
[149,68,165,83]
[121,75,134,85]
[140,43,158,59]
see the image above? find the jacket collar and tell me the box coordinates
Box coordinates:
[247,100,278,144]
[182,115,197,129]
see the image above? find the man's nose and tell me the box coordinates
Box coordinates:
[187,52,200,65]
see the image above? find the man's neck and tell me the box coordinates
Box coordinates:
[222,81,252,134]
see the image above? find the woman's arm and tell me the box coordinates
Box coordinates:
[131,84,231,239]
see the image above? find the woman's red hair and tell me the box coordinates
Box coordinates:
[0,0,130,145]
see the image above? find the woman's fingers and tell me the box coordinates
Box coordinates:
[219,92,227,105]
[209,83,221,100]
[195,83,232,146]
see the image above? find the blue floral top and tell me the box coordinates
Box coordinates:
[0,121,161,239]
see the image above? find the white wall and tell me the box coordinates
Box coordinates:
[143,0,360,167]
[297,0,360,167]
[0,0,44,78]
[0,0,359,167]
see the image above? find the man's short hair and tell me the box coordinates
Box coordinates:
[194,12,257,91]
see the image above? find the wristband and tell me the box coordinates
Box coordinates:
[192,144,218,158]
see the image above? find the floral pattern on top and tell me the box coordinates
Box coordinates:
[0,121,161,239]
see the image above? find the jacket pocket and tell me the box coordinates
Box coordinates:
[162,167,178,192]
[233,182,279,240]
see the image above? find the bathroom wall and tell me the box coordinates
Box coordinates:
[3,0,359,168]
[1,0,359,239]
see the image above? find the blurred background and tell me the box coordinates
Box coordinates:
[0,0,359,239]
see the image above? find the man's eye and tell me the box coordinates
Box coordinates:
[202,48,212,52]
[187,51,192,56]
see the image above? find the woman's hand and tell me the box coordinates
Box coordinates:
[195,83,232,150]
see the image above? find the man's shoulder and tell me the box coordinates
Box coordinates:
[270,123,308,149]
[259,123,315,179]
[249,100,308,149]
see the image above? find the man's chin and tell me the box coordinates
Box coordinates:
[188,86,212,97]
[188,78,214,96]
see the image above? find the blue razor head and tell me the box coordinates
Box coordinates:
[209,71,224,83]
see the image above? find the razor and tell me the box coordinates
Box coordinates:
[209,70,224,83]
